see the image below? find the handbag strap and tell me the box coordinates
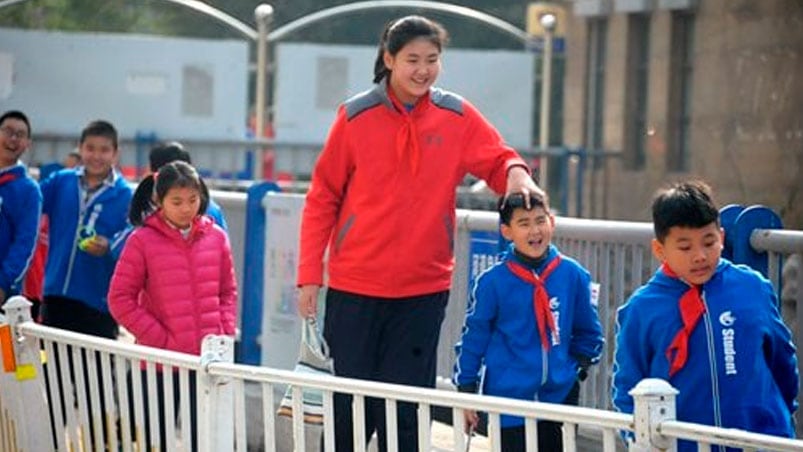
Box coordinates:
[302,318,331,360]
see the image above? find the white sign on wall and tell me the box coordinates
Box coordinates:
[0,27,248,140]
[260,193,309,370]
[274,42,535,149]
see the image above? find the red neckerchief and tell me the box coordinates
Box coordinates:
[506,255,562,350]
[662,263,706,377]
[0,172,17,185]
[387,86,422,175]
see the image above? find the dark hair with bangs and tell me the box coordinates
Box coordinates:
[129,161,209,226]
[149,141,192,172]
[372,15,449,84]
[0,110,31,136]
[498,193,549,226]
[652,180,719,242]
[79,120,118,149]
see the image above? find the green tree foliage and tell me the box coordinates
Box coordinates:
[0,0,170,33]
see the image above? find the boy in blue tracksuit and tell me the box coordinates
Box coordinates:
[454,193,604,451]
[40,120,133,339]
[612,180,798,451]
[0,110,41,302]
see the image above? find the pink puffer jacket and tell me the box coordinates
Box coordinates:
[109,213,237,355]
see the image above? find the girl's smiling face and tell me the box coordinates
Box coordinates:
[384,37,442,105]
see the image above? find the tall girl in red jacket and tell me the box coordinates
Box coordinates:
[296,15,542,452]
[109,160,237,450]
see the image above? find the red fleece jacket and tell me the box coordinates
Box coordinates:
[297,82,527,298]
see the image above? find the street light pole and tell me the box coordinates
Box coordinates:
[538,12,556,190]
[254,3,274,181]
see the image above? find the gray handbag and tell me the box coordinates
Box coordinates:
[276,318,334,424]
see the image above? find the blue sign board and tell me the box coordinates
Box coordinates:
[468,230,503,292]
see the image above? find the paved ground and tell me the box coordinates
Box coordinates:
[431,421,489,451]
[272,420,488,452]
[271,421,621,451]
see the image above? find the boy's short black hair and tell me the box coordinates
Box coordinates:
[79,120,118,149]
[652,180,719,242]
[0,110,31,136]
[498,193,549,225]
[149,141,191,172]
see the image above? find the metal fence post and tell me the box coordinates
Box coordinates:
[629,378,678,452]
[198,335,235,452]
[1,296,51,451]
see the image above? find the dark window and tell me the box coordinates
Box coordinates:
[667,11,694,172]
[624,14,651,170]
[182,65,214,117]
[585,18,608,159]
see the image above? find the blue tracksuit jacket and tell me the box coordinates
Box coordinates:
[0,164,41,295]
[453,244,604,427]
[612,259,798,451]
[40,167,132,312]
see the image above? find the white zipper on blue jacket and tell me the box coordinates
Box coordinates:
[535,268,549,388]
[701,291,724,452]
[61,183,110,294]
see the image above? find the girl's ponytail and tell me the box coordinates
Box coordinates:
[129,174,156,226]
[372,23,392,84]
[197,175,210,218]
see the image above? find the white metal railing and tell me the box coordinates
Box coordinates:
[3,297,803,452]
[750,228,803,434]
[658,420,803,452]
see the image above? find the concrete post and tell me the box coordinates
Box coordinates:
[628,378,678,451]
[1,296,50,452]
[198,334,235,452]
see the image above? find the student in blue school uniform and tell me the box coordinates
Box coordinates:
[612,180,798,451]
[454,192,604,451]
[0,110,41,303]
[39,119,133,339]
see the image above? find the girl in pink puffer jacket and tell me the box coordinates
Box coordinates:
[108,160,236,450]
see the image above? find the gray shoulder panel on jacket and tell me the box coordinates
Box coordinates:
[430,88,464,115]
[344,87,385,120]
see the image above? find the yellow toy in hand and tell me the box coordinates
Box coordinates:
[78,227,97,252]
[78,236,96,251]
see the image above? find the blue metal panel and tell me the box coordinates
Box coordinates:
[467,230,502,293]
[731,205,782,278]
[719,204,745,261]
[238,181,281,364]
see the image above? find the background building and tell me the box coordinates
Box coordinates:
[562,0,802,227]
